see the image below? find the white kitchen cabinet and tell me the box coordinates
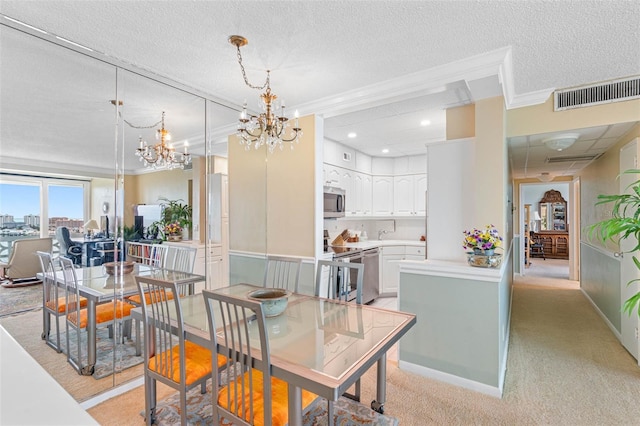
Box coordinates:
[380,245,425,295]
[323,164,343,188]
[405,245,426,260]
[361,173,373,215]
[353,172,373,216]
[341,168,356,215]
[379,246,404,295]
[393,175,414,215]
[393,174,427,216]
[372,176,394,216]
[414,174,427,215]
[207,244,227,289]
[209,173,229,289]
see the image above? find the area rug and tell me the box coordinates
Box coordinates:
[0,282,42,317]
[143,380,398,425]
[57,326,143,379]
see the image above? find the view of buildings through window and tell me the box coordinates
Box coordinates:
[0,179,86,261]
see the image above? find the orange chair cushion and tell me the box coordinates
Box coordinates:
[126,289,175,306]
[218,369,317,426]
[148,341,224,386]
[45,296,87,313]
[67,300,133,328]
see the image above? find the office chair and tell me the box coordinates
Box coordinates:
[56,227,83,265]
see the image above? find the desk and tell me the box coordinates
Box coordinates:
[132,283,416,425]
[40,264,204,375]
[72,238,114,266]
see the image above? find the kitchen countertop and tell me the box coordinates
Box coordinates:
[330,239,424,250]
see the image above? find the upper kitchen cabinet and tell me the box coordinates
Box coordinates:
[372,175,394,215]
[393,174,427,216]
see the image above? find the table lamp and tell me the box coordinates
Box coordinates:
[532,211,542,232]
[84,219,100,238]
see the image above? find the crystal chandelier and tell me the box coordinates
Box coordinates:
[229,35,302,153]
[135,111,191,170]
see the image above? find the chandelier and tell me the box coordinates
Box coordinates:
[135,111,191,170]
[228,35,302,153]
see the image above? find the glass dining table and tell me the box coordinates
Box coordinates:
[132,283,416,425]
[40,263,205,375]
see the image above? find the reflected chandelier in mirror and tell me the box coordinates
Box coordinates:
[134,111,191,169]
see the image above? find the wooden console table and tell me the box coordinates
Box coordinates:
[535,231,569,259]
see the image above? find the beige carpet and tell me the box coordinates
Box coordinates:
[4,272,640,424]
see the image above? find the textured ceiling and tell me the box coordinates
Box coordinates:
[1,1,639,176]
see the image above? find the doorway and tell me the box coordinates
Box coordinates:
[520,181,575,281]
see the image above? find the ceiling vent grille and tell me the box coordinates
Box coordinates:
[554,76,640,111]
[546,154,602,163]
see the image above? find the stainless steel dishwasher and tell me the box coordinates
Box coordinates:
[361,247,380,304]
[332,247,379,304]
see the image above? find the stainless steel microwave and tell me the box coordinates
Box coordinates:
[323,186,346,218]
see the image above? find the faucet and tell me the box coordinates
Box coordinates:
[378,229,388,240]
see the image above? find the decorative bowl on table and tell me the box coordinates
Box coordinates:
[103,261,135,275]
[247,288,290,317]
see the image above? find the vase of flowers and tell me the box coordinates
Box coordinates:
[463,225,503,267]
[165,222,183,241]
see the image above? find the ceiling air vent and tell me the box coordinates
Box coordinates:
[554,76,640,111]
[546,154,602,163]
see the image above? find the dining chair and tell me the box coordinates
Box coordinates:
[164,245,197,273]
[60,256,136,375]
[315,259,364,406]
[263,255,302,293]
[142,243,168,267]
[315,259,363,304]
[134,276,226,426]
[202,289,318,426]
[37,250,83,352]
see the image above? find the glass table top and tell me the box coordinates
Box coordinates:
[179,284,414,381]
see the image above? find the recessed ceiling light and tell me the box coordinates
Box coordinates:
[347,132,357,138]
[381,149,389,154]
[420,120,431,126]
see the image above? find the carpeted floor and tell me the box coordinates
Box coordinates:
[0,281,43,317]
[6,271,640,424]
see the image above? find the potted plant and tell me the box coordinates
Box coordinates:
[463,224,503,268]
[588,169,640,317]
[155,197,192,241]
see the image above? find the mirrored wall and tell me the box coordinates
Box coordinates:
[0,21,243,401]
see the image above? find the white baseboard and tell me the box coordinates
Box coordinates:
[398,360,503,398]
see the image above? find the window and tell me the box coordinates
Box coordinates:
[0,175,89,261]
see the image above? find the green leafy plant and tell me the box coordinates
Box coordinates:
[153,197,192,240]
[121,225,139,241]
[587,169,640,317]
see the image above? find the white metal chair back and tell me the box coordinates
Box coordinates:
[315,259,363,304]
[36,250,63,352]
[135,275,211,426]
[263,255,302,293]
[203,289,274,425]
[148,244,168,267]
[165,245,197,273]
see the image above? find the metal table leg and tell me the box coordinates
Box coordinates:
[287,383,302,426]
[371,353,387,414]
[84,299,97,375]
